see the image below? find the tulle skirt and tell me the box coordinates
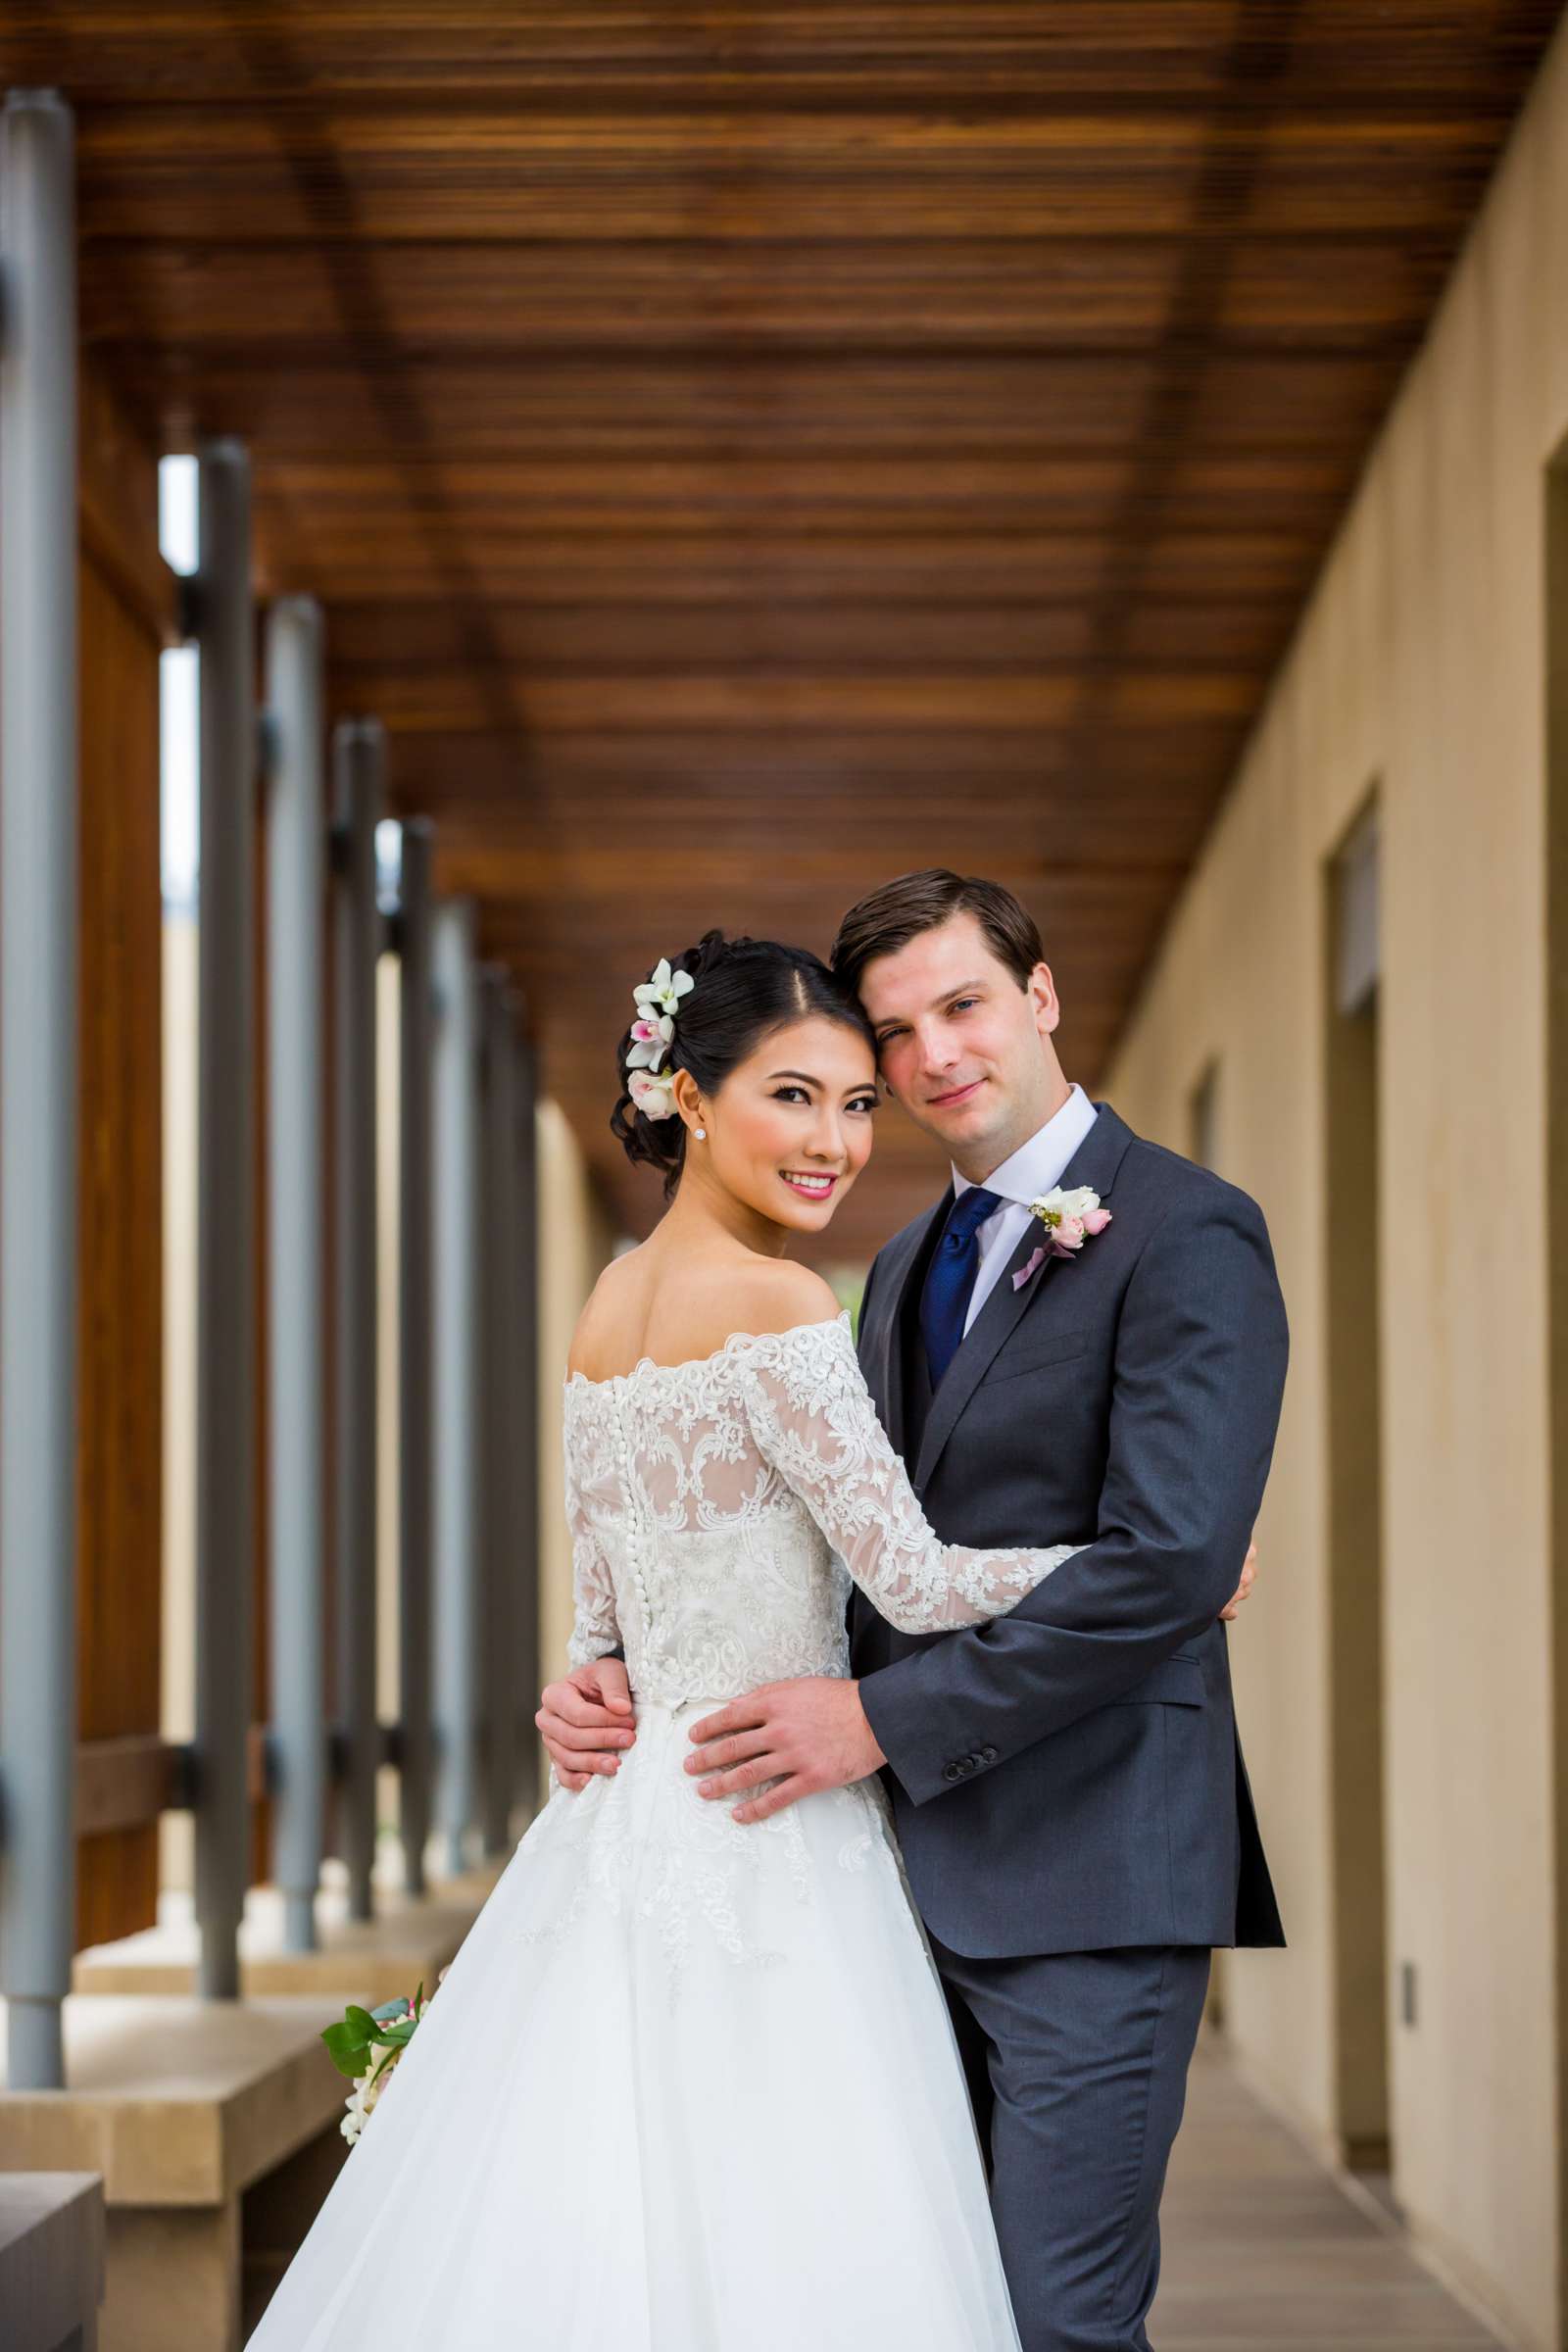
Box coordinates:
[244,1695,1021,2350]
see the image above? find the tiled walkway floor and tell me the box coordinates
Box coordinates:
[244,2028,1511,2347]
[1152,2040,1507,2347]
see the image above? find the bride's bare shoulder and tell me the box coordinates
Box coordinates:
[567,1249,842,1381]
[725,1259,844,1340]
[566,1251,647,1380]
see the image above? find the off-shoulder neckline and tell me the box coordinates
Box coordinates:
[564,1305,853,1395]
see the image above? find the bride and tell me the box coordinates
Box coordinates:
[247,929,1160,2349]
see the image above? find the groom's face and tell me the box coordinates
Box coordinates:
[856,911,1061,1174]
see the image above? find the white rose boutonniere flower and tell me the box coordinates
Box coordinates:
[1028,1184,1112,1260]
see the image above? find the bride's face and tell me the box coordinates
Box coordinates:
[692,1015,880,1234]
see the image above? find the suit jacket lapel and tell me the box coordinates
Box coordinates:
[860,1191,950,1456]
[911,1101,1136,1495]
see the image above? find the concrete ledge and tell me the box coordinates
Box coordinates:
[0,1995,351,2351]
[0,2172,106,2352]
[72,1857,509,2007]
[0,1996,350,2204]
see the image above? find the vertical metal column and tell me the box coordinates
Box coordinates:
[478,971,515,1855]
[510,1016,543,1820]
[193,439,258,1999]
[0,88,78,2091]
[431,898,481,1878]
[264,597,327,1952]
[332,719,383,1922]
[396,822,435,1896]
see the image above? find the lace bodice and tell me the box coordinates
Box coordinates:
[561,1309,1083,1706]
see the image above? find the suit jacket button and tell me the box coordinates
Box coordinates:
[942,1761,963,1783]
[980,1745,998,1764]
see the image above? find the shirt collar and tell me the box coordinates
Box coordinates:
[952,1082,1099,1209]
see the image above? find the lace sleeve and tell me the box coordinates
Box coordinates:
[741,1314,1086,1634]
[562,1422,620,1669]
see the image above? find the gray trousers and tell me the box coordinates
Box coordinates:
[927,1935,1212,2352]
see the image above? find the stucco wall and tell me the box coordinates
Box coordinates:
[1103,22,1568,2346]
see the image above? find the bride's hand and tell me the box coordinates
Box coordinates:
[536,1657,635,1791]
[1218,1534,1258,1623]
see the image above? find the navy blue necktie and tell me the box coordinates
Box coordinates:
[920,1186,1004,1389]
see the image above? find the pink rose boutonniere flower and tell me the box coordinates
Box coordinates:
[1028,1184,1112,1260]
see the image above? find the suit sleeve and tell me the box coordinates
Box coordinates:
[857,1183,1289,1805]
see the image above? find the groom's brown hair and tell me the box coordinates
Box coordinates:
[830,868,1044,997]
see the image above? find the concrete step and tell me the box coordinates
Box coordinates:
[0,1994,357,2352]
[0,2172,106,2352]
[72,1855,509,2007]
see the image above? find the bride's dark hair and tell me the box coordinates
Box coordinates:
[611,930,877,1200]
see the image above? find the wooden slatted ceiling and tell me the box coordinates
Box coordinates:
[4,1,1558,1252]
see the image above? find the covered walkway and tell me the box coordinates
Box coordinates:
[0,5,1564,2347]
[1155,2045,1503,2348]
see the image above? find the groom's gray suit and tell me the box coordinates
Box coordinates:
[852,1099,1288,2352]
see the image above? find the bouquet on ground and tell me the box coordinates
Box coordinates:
[322,1964,449,2144]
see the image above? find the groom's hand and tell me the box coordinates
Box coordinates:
[1218,1534,1259,1622]
[535,1658,635,1792]
[684,1678,886,1823]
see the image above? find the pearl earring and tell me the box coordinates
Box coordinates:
[694,1126,707,1141]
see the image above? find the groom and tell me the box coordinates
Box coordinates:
[538,868,1288,2352]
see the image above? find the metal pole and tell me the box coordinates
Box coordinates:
[193,438,257,1999]
[512,1020,542,1821]
[332,718,383,1922]
[431,898,481,1878]
[479,970,515,1855]
[396,822,435,1896]
[264,597,327,1952]
[0,88,78,2091]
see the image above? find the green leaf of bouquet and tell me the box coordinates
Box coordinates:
[320,2027,371,2080]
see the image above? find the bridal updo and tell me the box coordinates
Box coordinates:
[611,929,876,1200]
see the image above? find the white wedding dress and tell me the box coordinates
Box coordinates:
[246,1309,1082,2351]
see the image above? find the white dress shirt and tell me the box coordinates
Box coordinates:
[952,1082,1100,1335]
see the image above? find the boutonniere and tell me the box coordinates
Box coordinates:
[1027,1185,1112,1261]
